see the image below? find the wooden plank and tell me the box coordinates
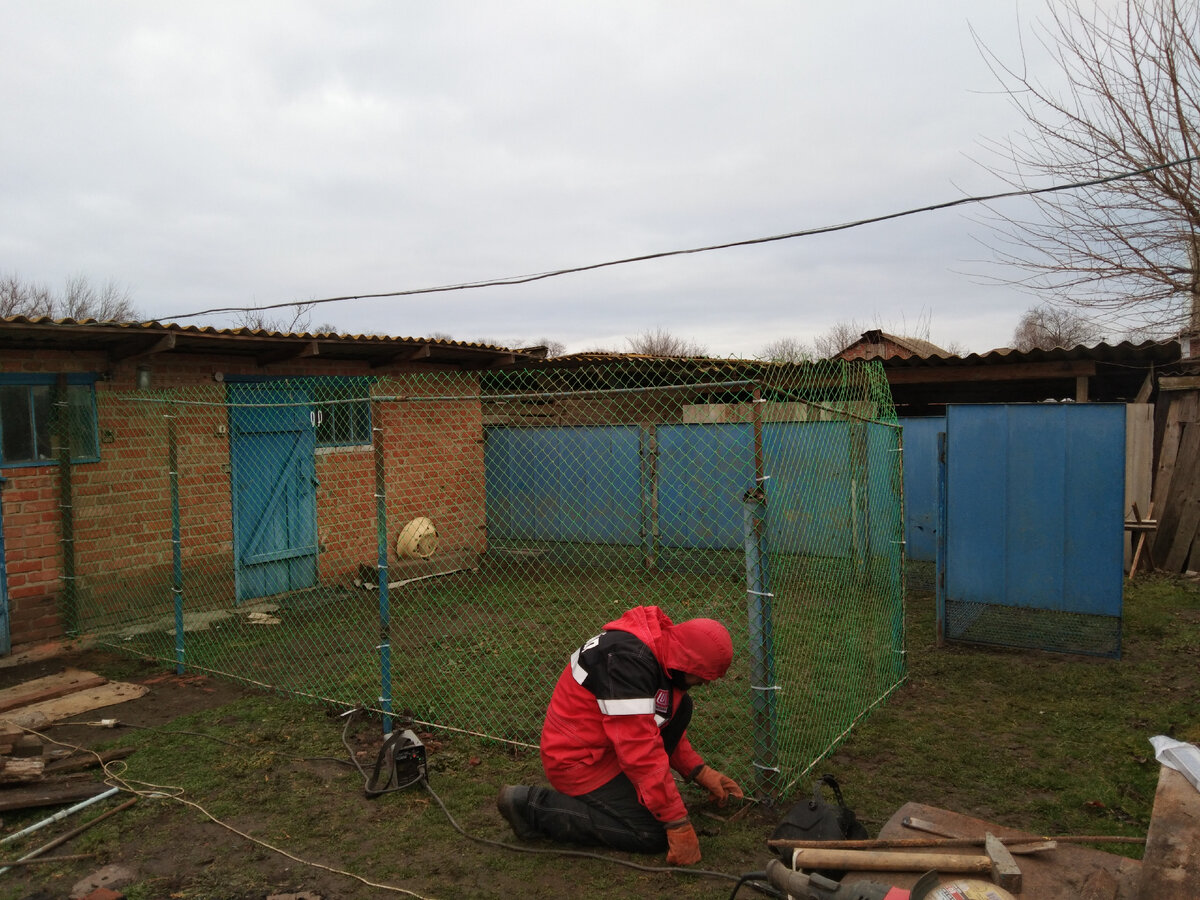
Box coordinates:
[1153,419,1200,564]
[0,757,44,783]
[1137,766,1200,900]
[1164,495,1200,572]
[1160,426,1200,572]
[846,802,1142,899]
[0,669,108,715]
[1126,404,1155,572]
[44,747,136,775]
[1,682,149,730]
[1150,398,1187,557]
[0,781,111,814]
[1159,375,1200,391]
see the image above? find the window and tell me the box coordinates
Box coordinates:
[0,374,100,466]
[313,378,372,447]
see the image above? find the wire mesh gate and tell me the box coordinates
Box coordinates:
[66,358,905,798]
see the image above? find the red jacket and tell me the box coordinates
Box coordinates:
[539,606,732,824]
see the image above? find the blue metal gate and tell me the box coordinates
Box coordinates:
[938,404,1125,657]
[228,383,319,602]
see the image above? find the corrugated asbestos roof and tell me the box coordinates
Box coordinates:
[875,338,1181,369]
[0,315,541,369]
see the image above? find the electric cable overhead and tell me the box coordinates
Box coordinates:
[156,155,1200,323]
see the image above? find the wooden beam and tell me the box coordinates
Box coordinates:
[1160,375,1200,392]
[488,353,517,368]
[1134,371,1155,403]
[369,344,432,368]
[885,360,1096,385]
[257,340,320,366]
[1076,374,1089,402]
[108,332,176,362]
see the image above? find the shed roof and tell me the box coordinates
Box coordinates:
[0,316,542,370]
[842,329,951,358]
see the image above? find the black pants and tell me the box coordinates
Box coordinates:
[525,693,693,853]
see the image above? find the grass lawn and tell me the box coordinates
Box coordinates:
[2,572,1195,899]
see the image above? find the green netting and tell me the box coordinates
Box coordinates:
[68,358,904,798]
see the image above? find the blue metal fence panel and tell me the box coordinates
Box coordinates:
[899,417,944,562]
[657,424,754,548]
[763,422,853,557]
[484,426,642,543]
[942,403,1124,656]
[485,421,897,561]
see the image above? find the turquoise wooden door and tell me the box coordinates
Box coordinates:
[228,383,319,602]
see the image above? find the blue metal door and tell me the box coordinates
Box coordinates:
[0,475,9,655]
[899,417,945,562]
[939,403,1125,657]
[228,383,319,602]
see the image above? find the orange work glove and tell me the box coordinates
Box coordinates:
[665,820,701,865]
[694,765,744,807]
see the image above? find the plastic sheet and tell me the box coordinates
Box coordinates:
[1150,735,1200,793]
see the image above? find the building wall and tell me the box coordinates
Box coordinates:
[0,349,485,647]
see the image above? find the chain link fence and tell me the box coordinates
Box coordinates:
[66,358,905,797]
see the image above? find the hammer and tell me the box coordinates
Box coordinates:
[791,832,1022,894]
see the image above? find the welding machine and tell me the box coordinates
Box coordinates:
[364,728,428,798]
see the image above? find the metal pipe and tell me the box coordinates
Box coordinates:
[0,796,136,876]
[0,786,119,846]
[168,408,184,674]
[373,414,393,736]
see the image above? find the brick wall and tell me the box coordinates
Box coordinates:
[1,350,487,647]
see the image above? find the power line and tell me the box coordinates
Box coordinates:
[158,155,1200,323]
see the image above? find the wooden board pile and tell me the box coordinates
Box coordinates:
[0,668,146,814]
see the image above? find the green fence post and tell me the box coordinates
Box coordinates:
[167,406,184,675]
[54,376,78,635]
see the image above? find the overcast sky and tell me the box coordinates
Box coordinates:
[2,2,1073,357]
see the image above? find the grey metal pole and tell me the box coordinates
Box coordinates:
[742,483,780,800]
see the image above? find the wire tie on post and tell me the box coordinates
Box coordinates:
[755,475,771,482]
[751,684,782,692]
[376,643,390,650]
[891,539,906,545]
[752,762,782,773]
[747,590,774,598]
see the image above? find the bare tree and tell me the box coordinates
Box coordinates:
[0,274,54,317]
[59,274,140,321]
[235,302,319,333]
[1012,303,1106,350]
[625,327,707,357]
[977,0,1200,337]
[811,320,867,359]
[758,336,814,363]
[1,272,139,320]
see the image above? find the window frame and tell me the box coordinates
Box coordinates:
[0,373,101,468]
[313,378,373,448]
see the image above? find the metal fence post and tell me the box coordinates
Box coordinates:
[54,375,78,635]
[373,410,393,735]
[742,484,779,800]
[167,406,184,675]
